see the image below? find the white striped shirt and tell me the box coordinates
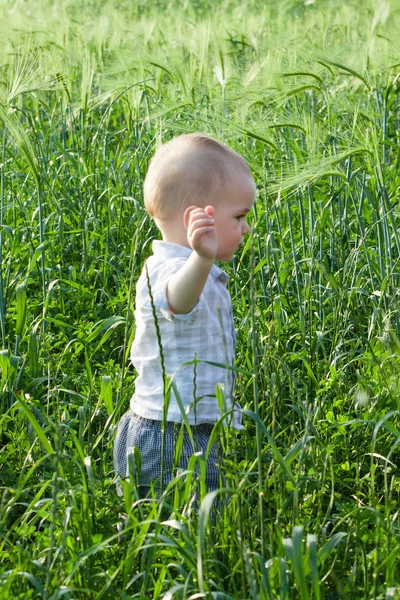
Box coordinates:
[130,241,243,429]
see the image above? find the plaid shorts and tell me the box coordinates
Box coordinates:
[114,410,223,494]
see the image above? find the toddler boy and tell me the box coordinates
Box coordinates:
[114,132,256,497]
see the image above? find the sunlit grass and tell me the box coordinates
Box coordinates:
[0,0,399,597]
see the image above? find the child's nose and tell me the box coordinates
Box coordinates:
[243,222,250,234]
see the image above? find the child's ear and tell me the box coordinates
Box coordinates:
[183,205,200,230]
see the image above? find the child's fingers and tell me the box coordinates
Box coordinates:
[190,219,215,233]
[189,217,215,229]
[186,206,206,216]
[190,225,215,240]
[189,216,215,231]
[189,209,214,222]
[185,205,215,225]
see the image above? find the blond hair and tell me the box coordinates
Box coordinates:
[143,133,253,220]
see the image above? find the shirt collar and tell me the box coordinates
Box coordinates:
[152,240,229,284]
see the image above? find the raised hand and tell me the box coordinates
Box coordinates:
[186,205,218,261]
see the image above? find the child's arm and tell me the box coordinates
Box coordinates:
[167,205,216,314]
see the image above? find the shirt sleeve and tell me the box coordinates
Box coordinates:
[142,258,205,324]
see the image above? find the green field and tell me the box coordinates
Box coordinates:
[0,0,399,597]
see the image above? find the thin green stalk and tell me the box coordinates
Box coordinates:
[145,262,168,496]
[0,131,6,348]
[118,214,145,402]
[286,194,305,336]
[250,227,265,557]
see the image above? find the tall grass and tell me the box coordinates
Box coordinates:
[0,0,399,597]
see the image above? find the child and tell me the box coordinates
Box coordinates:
[114,132,256,498]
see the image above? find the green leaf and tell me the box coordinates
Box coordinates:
[15,281,27,337]
[307,535,320,600]
[99,375,113,416]
[16,392,54,455]
[244,409,296,484]
[317,532,347,564]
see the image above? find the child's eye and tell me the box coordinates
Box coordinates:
[236,215,244,221]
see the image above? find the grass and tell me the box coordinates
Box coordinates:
[0,0,399,597]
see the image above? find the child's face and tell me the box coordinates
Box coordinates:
[213,173,256,261]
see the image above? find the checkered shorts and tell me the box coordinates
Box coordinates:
[114,410,223,494]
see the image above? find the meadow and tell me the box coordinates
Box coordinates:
[0,0,399,597]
